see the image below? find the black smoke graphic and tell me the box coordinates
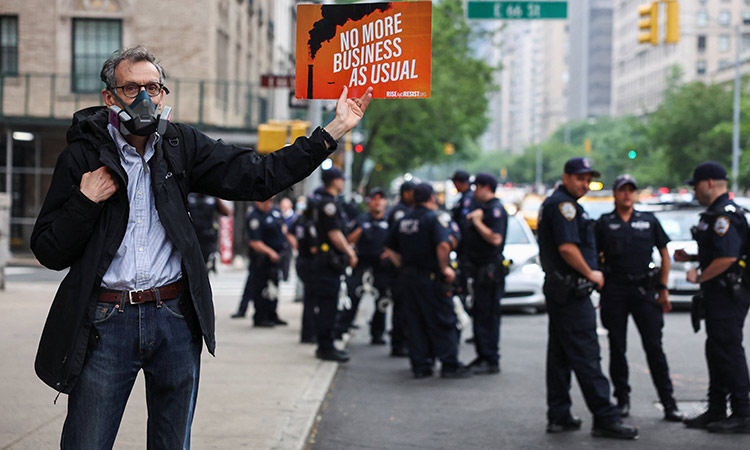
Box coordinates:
[307,3,393,60]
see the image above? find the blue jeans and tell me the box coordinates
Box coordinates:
[61,292,202,449]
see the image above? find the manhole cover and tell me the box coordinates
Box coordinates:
[654,400,717,419]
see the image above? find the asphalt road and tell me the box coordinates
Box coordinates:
[308,304,750,450]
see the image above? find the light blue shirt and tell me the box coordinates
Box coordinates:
[101,125,183,290]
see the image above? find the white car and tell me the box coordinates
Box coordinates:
[502,214,545,312]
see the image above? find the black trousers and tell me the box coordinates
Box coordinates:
[402,274,460,374]
[544,281,620,425]
[310,266,343,351]
[468,266,504,365]
[703,285,750,416]
[250,261,280,324]
[297,256,317,342]
[335,265,389,338]
[599,282,676,408]
[390,273,409,350]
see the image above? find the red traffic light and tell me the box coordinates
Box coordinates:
[354,144,364,153]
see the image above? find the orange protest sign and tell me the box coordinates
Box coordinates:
[296,1,432,100]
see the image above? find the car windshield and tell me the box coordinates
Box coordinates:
[653,209,702,241]
[507,216,531,245]
[580,201,613,220]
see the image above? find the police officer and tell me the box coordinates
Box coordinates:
[292,192,320,344]
[463,173,507,374]
[311,167,358,362]
[385,183,472,379]
[336,187,391,344]
[595,174,682,422]
[676,162,750,433]
[386,181,416,357]
[246,197,289,327]
[451,170,475,319]
[538,157,638,439]
[187,193,231,268]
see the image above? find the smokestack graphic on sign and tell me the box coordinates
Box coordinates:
[306,3,392,99]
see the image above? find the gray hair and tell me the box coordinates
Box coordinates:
[100,46,167,89]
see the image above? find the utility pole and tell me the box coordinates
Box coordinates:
[732,23,741,194]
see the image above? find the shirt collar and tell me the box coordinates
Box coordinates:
[107,123,160,163]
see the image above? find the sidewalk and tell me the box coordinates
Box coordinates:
[0,267,338,449]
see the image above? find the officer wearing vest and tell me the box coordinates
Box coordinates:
[595,174,683,422]
[386,181,416,357]
[463,173,507,375]
[340,187,391,344]
[676,161,750,433]
[246,198,289,327]
[293,193,320,344]
[538,157,638,439]
[311,167,358,362]
[385,183,472,379]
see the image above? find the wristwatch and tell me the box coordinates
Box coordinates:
[656,283,668,291]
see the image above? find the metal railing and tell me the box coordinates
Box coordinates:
[0,73,270,130]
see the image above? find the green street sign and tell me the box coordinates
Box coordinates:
[467,1,568,20]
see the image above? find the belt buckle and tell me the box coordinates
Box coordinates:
[128,289,145,305]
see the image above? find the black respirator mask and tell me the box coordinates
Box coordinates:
[108,88,171,136]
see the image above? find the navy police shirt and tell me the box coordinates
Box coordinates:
[695,193,748,271]
[314,191,348,256]
[352,212,389,266]
[538,187,597,275]
[248,207,288,252]
[463,197,507,265]
[386,206,451,273]
[595,210,670,275]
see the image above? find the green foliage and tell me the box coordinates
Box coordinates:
[356,0,498,188]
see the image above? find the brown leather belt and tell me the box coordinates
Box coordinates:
[98,279,185,305]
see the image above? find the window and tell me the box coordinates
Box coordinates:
[0,16,18,75]
[697,60,706,75]
[719,10,731,26]
[698,35,707,52]
[697,10,708,27]
[744,11,750,25]
[720,34,731,52]
[744,33,750,51]
[72,19,121,92]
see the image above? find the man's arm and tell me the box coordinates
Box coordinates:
[328,229,358,268]
[467,209,503,247]
[657,247,672,312]
[559,243,604,289]
[687,257,737,284]
[31,154,116,270]
[249,240,280,263]
[437,241,456,283]
[347,226,363,245]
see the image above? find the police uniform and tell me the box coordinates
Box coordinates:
[385,189,468,378]
[691,193,750,426]
[386,199,413,356]
[187,193,222,264]
[311,190,351,358]
[463,195,507,371]
[538,166,634,437]
[247,206,289,326]
[452,188,475,313]
[337,210,391,343]
[292,203,319,343]
[595,207,679,416]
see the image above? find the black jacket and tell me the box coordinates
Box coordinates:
[31,106,334,393]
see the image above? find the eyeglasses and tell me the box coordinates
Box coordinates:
[110,82,169,99]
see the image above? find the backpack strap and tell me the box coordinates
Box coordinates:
[161,123,191,213]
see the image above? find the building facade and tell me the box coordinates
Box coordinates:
[0,0,297,252]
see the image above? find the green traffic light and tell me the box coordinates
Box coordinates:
[628,150,637,159]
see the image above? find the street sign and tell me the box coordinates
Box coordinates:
[261,74,295,88]
[467,1,567,20]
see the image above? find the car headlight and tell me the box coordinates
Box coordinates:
[519,256,542,275]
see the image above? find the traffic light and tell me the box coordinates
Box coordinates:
[257,124,288,154]
[665,0,680,44]
[628,150,637,159]
[354,144,364,153]
[638,2,658,46]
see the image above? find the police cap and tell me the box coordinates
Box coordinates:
[321,166,344,183]
[451,170,470,183]
[472,172,498,192]
[367,187,385,199]
[684,161,728,186]
[400,180,416,194]
[613,174,638,191]
[564,157,601,178]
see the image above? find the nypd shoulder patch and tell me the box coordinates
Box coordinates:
[249,219,260,230]
[559,202,576,221]
[323,203,337,217]
[714,216,730,236]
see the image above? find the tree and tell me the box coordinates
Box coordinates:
[354,0,498,188]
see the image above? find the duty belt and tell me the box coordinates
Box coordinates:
[401,266,438,280]
[605,272,650,284]
[98,279,185,305]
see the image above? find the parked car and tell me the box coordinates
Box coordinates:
[652,205,703,310]
[579,191,614,220]
[502,214,545,313]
